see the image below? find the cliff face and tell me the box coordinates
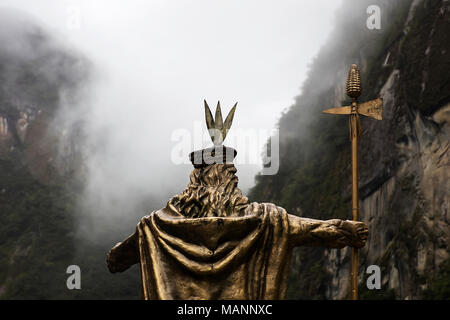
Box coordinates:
[0,10,143,299]
[0,10,88,184]
[250,0,449,299]
[0,9,89,298]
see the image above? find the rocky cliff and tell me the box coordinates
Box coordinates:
[249,0,449,299]
[0,9,90,298]
[0,9,144,299]
[0,11,90,186]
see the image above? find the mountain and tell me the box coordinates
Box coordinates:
[249,0,449,299]
[0,9,142,299]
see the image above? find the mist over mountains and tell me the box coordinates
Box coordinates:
[0,0,448,299]
[0,8,143,298]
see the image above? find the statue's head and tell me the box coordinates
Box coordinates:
[168,101,249,217]
[169,163,249,218]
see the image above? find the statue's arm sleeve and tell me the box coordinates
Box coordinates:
[106,230,140,273]
[288,215,368,248]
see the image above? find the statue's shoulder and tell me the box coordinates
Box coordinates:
[137,209,161,225]
[137,205,185,227]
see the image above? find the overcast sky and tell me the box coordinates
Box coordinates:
[1,0,342,213]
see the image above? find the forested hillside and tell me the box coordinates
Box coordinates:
[0,9,141,299]
[249,0,449,299]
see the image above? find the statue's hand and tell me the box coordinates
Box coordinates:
[342,220,368,248]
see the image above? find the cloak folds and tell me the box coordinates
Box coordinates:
[137,202,292,300]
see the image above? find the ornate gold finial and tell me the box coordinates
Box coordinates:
[346,64,362,99]
[204,100,237,145]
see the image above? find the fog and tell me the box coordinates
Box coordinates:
[0,0,342,239]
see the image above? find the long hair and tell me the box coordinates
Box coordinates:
[168,164,249,218]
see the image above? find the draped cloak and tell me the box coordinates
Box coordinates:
[137,202,292,300]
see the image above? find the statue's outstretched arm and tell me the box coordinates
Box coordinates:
[288,215,368,248]
[106,230,140,273]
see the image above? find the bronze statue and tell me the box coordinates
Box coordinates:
[107,100,368,300]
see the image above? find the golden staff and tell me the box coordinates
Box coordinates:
[322,64,383,300]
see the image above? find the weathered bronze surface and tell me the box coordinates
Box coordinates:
[107,100,369,300]
[322,64,383,300]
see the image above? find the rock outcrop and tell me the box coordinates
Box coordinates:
[250,0,449,299]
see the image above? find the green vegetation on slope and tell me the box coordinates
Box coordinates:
[249,0,449,299]
[0,159,75,298]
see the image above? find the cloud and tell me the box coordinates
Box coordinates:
[0,1,342,241]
